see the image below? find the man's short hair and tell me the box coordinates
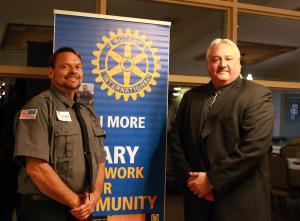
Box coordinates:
[206,38,241,60]
[48,47,82,68]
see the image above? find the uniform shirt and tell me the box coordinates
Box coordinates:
[14,85,106,195]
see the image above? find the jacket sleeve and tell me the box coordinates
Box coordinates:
[207,86,274,194]
[168,93,193,188]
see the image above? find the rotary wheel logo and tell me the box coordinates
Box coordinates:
[91,28,161,101]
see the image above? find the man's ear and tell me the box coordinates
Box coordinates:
[48,67,54,79]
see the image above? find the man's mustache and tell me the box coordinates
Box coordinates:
[217,67,228,72]
[65,72,80,79]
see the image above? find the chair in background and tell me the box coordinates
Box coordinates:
[269,153,300,220]
[280,137,300,158]
[280,144,300,158]
[269,153,290,192]
[269,153,289,220]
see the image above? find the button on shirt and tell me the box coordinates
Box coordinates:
[14,85,106,195]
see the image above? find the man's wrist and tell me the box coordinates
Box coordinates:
[70,194,81,209]
[91,191,100,203]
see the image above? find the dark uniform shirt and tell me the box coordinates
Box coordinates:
[14,85,106,195]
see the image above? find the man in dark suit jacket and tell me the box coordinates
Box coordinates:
[169,38,274,221]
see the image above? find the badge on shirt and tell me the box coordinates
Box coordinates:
[20,109,38,120]
[56,111,72,122]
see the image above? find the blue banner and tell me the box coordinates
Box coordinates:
[54,10,170,220]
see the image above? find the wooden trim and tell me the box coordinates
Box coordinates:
[224,8,231,39]
[225,8,237,41]
[150,0,232,11]
[169,74,210,85]
[253,80,300,90]
[169,74,300,90]
[238,3,300,20]
[54,9,170,26]
[231,3,238,43]
[96,0,107,14]
[0,65,48,78]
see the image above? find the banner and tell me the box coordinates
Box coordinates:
[54,10,170,220]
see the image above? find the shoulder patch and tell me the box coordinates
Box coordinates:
[20,109,38,120]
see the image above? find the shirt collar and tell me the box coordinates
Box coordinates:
[208,77,241,95]
[49,84,75,107]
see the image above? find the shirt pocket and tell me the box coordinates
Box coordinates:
[91,124,106,163]
[54,125,80,159]
[92,124,106,146]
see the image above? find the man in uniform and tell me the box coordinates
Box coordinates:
[169,39,274,221]
[14,47,106,221]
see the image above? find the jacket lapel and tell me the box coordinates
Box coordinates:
[189,86,207,149]
[189,86,210,170]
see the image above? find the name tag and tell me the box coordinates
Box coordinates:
[56,111,72,122]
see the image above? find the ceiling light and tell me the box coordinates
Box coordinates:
[246,74,253,80]
[0,80,6,102]
[172,92,180,97]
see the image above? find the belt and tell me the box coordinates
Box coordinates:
[23,194,50,201]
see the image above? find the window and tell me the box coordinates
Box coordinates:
[238,13,300,82]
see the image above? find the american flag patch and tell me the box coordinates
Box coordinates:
[20,109,38,120]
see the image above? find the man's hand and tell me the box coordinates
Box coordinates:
[187,172,214,201]
[71,192,97,221]
[71,162,104,220]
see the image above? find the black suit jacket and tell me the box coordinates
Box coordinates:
[169,78,274,221]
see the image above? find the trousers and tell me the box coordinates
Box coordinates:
[19,195,78,221]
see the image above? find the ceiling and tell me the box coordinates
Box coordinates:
[1,0,300,82]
